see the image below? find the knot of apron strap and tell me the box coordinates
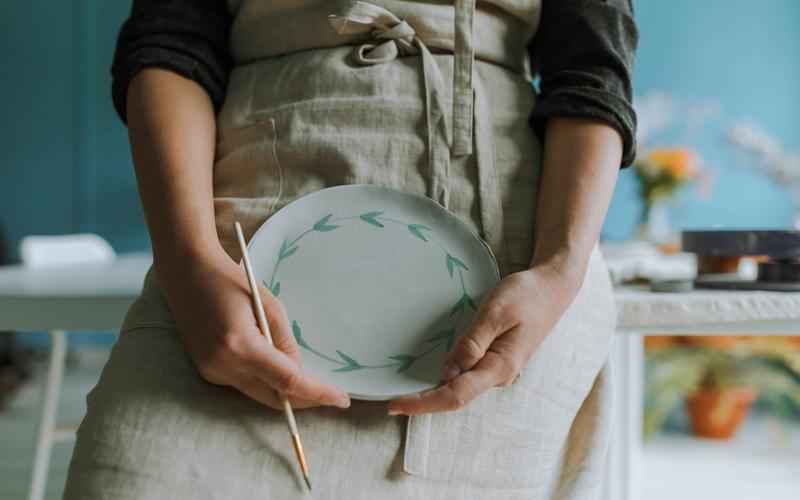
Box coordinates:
[353,20,417,64]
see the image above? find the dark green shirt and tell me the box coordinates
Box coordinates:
[111,0,639,166]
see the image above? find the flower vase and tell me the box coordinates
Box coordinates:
[638,200,676,246]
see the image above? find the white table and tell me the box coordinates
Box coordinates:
[2,256,799,500]
[0,253,152,500]
[605,285,800,500]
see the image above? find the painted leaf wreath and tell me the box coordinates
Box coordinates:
[269,210,479,373]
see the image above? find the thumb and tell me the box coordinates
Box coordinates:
[441,303,509,381]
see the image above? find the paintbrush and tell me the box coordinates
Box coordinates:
[234,221,312,491]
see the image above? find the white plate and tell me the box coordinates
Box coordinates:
[247,184,500,400]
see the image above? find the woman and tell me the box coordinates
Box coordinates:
[64,0,637,498]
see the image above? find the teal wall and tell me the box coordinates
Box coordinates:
[604,0,800,239]
[0,1,143,262]
[1,0,798,258]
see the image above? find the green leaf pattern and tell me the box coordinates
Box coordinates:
[313,213,339,232]
[445,253,469,277]
[279,239,299,260]
[273,210,481,373]
[333,350,365,372]
[359,211,385,228]
[388,354,417,373]
[408,224,431,242]
[292,320,310,349]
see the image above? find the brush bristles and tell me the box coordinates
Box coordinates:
[291,433,311,490]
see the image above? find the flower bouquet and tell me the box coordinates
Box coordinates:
[633,148,702,243]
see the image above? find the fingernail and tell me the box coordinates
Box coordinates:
[388,408,403,416]
[337,396,351,408]
[440,362,460,382]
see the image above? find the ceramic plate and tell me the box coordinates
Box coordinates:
[246,184,500,400]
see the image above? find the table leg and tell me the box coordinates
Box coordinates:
[605,333,644,500]
[28,330,67,500]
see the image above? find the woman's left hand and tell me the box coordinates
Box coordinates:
[387,263,582,416]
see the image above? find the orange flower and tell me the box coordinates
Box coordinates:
[647,148,699,181]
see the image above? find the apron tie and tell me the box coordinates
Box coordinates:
[452,0,475,156]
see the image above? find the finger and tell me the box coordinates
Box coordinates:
[388,352,505,415]
[257,285,301,363]
[234,374,322,410]
[440,302,516,381]
[242,338,351,408]
[489,326,537,386]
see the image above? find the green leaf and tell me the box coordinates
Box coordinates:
[445,253,469,277]
[336,350,360,365]
[463,293,477,311]
[272,281,281,297]
[279,239,299,260]
[426,328,457,351]
[450,296,466,316]
[388,354,417,373]
[446,332,457,351]
[333,350,364,372]
[408,224,431,242]
[333,365,362,372]
[292,320,310,350]
[313,213,339,232]
[359,211,385,228]
[426,328,455,343]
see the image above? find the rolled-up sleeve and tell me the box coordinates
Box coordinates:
[528,0,639,166]
[111,0,233,124]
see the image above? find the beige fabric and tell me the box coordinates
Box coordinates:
[64,1,618,498]
[226,0,540,77]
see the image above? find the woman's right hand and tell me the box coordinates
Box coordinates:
[125,68,348,411]
[158,249,351,411]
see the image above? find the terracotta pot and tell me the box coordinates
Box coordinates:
[683,336,743,351]
[686,387,756,440]
[644,336,680,352]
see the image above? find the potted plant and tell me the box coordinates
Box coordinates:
[644,339,800,440]
[682,335,745,351]
[644,335,683,353]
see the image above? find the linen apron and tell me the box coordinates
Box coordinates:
[64,1,618,499]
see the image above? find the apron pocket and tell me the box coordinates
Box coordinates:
[213,118,284,260]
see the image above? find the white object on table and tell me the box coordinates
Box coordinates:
[19,234,116,270]
[604,285,800,500]
[600,240,697,284]
[0,252,151,500]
